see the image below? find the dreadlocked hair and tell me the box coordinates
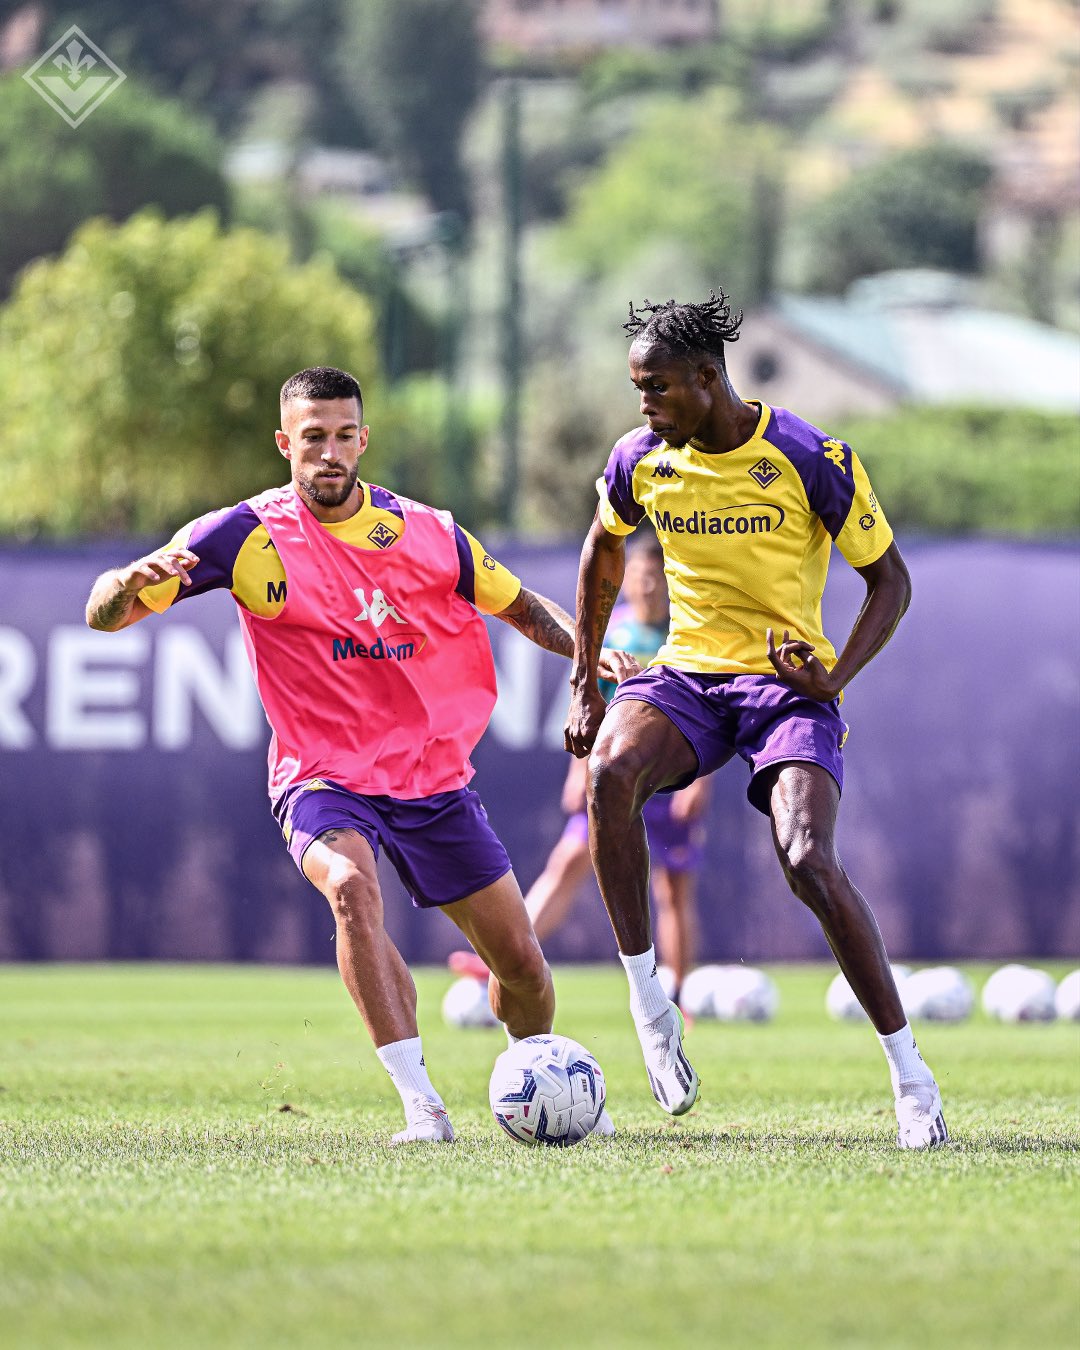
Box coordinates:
[623,289,743,366]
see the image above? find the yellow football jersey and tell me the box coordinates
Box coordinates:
[597,402,892,676]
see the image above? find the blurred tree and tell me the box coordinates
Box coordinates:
[338,0,486,226]
[0,209,379,538]
[0,75,228,295]
[553,91,786,306]
[805,142,994,292]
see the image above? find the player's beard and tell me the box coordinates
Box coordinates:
[299,463,358,508]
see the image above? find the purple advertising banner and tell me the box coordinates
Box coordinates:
[0,538,1077,964]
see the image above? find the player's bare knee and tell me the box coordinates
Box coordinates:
[783,840,843,914]
[587,746,644,819]
[322,861,381,931]
[490,933,548,994]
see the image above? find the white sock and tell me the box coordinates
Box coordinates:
[878,1023,934,1094]
[376,1037,445,1111]
[620,946,670,1024]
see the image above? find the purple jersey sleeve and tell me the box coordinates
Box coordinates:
[601,427,664,529]
[763,408,856,541]
[170,502,263,604]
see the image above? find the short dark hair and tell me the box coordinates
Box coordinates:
[280,366,363,416]
[624,289,743,369]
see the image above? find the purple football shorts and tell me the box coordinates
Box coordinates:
[560,791,704,873]
[274,780,511,909]
[608,666,848,815]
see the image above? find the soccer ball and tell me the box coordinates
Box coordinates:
[826,965,911,1021]
[901,966,974,1023]
[489,1035,606,1147]
[981,964,1057,1022]
[679,964,727,1017]
[441,977,498,1029]
[699,965,779,1021]
[1055,970,1080,1021]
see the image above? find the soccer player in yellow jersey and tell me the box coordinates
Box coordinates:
[565,292,948,1149]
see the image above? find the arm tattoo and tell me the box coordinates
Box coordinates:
[499,588,574,658]
[594,579,619,648]
[86,570,137,631]
[89,589,133,630]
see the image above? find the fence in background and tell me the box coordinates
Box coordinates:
[0,538,1077,964]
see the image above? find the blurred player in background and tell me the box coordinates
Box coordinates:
[451,532,708,1007]
[86,366,631,1144]
[565,291,948,1149]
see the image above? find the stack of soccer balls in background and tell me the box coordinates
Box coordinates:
[489,1035,607,1146]
[825,964,1080,1023]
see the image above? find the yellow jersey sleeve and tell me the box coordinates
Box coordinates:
[833,451,893,568]
[457,526,521,614]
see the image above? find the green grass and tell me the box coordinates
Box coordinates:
[1,964,1077,1350]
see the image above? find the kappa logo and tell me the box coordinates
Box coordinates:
[823,438,847,473]
[651,459,682,480]
[748,457,781,489]
[352,587,405,627]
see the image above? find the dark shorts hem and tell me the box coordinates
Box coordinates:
[275,780,512,910]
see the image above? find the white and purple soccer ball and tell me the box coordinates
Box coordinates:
[981,964,1058,1022]
[1055,969,1080,1021]
[681,965,778,1021]
[826,965,911,1022]
[441,977,499,1029]
[901,966,974,1023]
[489,1035,606,1147]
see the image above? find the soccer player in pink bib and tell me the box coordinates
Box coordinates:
[86,366,628,1144]
[565,293,948,1149]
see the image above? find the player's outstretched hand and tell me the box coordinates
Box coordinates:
[119,548,199,594]
[598,647,641,685]
[766,627,838,702]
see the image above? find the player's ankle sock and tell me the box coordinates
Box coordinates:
[620,946,670,1025]
[376,1036,445,1109]
[878,1022,935,1094]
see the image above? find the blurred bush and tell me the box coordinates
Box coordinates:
[805,143,994,292]
[838,406,1080,536]
[0,210,379,539]
[0,76,228,296]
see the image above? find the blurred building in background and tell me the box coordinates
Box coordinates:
[729,268,1080,421]
[483,0,719,53]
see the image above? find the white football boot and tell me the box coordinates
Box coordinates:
[895,1081,949,1149]
[636,1002,699,1116]
[390,1097,456,1145]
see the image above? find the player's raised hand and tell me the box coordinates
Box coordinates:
[766,627,838,702]
[119,547,200,594]
[597,647,641,685]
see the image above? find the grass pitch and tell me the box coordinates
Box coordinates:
[1,964,1077,1350]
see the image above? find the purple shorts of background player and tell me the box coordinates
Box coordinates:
[608,666,848,815]
[274,780,511,908]
[561,790,704,873]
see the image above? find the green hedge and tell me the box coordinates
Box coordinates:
[837,406,1080,536]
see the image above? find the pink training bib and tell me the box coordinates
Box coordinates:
[239,484,499,801]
